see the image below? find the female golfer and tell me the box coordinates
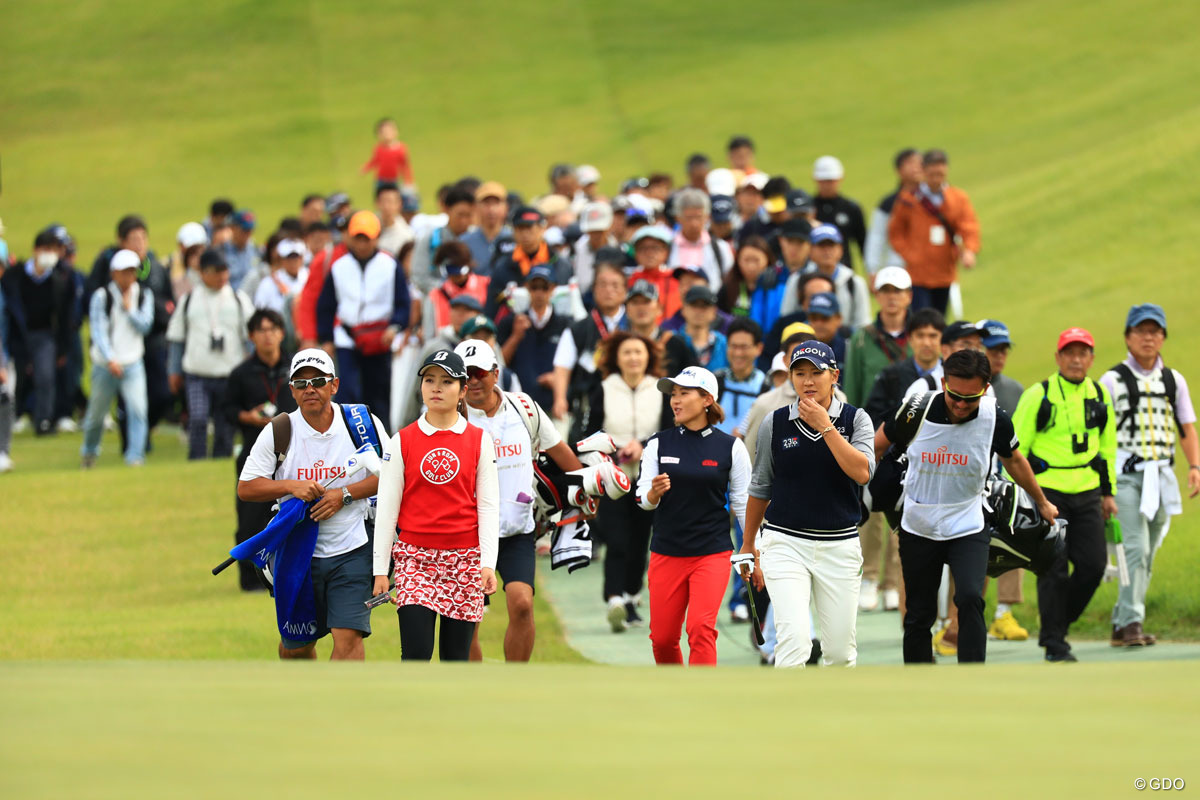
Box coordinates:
[373,350,499,661]
[737,341,875,668]
[637,366,750,665]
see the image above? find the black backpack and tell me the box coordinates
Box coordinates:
[863,391,935,514]
[1110,362,1184,439]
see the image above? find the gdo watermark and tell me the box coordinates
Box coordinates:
[1135,778,1185,791]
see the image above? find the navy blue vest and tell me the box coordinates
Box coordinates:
[764,403,862,540]
[647,425,736,557]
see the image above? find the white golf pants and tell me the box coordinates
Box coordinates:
[760,528,862,668]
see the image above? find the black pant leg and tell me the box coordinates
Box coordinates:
[235,495,273,590]
[599,494,631,600]
[1063,489,1106,624]
[1037,489,1072,654]
[898,530,944,664]
[397,605,437,661]
[362,353,392,433]
[946,531,990,663]
[438,616,477,661]
[623,504,653,598]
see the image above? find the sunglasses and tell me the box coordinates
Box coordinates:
[944,387,987,403]
[466,367,492,380]
[290,377,332,390]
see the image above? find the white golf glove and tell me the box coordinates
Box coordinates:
[730,551,756,576]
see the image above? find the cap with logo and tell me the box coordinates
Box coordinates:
[110,249,142,271]
[1125,303,1167,334]
[684,285,717,306]
[454,339,498,372]
[475,181,507,202]
[347,210,381,239]
[786,189,814,214]
[779,217,813,240]
[290,348,337,378]
[1057,327,1095,351]
[656,366,719,399]
[810,224,843,245]
[813,155,845,181]
[978,319,1012,349]
[579,202,614,233]
[627,279,660,302]
[526,265,557,287]
[710,195,735,223]
[630,225,673,248]
[806,291,841,317]
[873,265,912,291]
[459,314,497,337]
[232,210,256,231]
[176,222,208,249]
[790,340,837,371]
[512,206,545,227]
[942,320,984,345]
[419,350,468,379]
[276,239,306,259]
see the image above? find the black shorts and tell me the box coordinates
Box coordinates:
[496,532,536,592]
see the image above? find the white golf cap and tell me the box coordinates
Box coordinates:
[454,339,498,372]
[276,239,306,259]
[290,348,336,378]
[176,222,208,249]
[874,265,912,291]
[813,155,845,181]
[657,366,719,399]
[738,172,768,191]
[769,352,787,374]
[705,167,736,196]
[110,249,141,271]
[579,202,614,232]
[576,164,601,186]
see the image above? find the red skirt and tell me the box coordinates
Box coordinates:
[392,542,484,622]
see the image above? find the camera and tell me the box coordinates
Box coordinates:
[210,333,225,353]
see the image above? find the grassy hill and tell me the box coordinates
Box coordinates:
[2,0,1200,643]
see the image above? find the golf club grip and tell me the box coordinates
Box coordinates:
[748,601,766,646]
[212,557,236,575]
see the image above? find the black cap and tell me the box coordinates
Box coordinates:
[779,217,813,240]
[786,189,814,213]
[684,285,717,306]
[199,248,229,271]
[942,320,984,344]
[418,350,467,379]
[512,205,544,227]
[593,246,625,268]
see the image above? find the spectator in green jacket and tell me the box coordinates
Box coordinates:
[843,266,912,409]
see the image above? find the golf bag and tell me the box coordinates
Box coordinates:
[983,477,1066,577]
[862,391,936,516]
[532,432,631,572]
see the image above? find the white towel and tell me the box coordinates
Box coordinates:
[1135,459,1182,521]
[550,519,592,573]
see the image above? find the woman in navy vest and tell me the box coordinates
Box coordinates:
[637,367,751,665]
[737,341,875,668]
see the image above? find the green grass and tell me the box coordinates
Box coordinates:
[1,0,1199,643]
[0,428,583,663]
[2,659,1195,798]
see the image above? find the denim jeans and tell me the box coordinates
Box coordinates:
[82,360,147,463]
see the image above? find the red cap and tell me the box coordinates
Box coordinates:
[1057,327,1095,351]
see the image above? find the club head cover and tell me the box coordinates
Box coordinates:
[575,431,618,455]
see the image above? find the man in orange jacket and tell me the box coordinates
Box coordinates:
[886,149,980,315]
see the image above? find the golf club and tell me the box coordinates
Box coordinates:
[732,518,766,647]
[211,444,382,575]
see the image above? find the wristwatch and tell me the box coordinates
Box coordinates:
[341,487,353,506]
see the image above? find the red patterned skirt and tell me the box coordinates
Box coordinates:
[392,542,484,622]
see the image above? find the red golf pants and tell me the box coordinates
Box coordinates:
[647,550,732,666]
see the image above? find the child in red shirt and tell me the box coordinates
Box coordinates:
[361,117,414,190]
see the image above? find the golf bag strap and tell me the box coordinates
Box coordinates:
[505,391,542,451]
[271,413,292,477]
[339,403,383,455]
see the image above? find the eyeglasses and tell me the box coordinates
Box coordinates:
[944,387,987,403]
[466,367,492,380]
[290,377,332,390]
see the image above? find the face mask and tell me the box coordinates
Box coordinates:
[35,252,58,271]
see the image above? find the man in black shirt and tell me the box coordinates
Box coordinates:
[813,156,867,272]
[222,309,296,591]
[864,308,945,427]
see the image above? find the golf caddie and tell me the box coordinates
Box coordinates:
[237,348,385,660]
[1012,328,1116,662]
[875,349,1057,664]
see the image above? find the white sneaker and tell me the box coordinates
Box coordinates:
[13,416,29,434]
[56,417,79,433]
[606,601,628,633]
[858,580,879,611]
[731,603,750,623]
[0,453,13,473]
[883,589,900,611]
[103,415,116,432]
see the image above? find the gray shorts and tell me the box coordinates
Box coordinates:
[281,542,372,649]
